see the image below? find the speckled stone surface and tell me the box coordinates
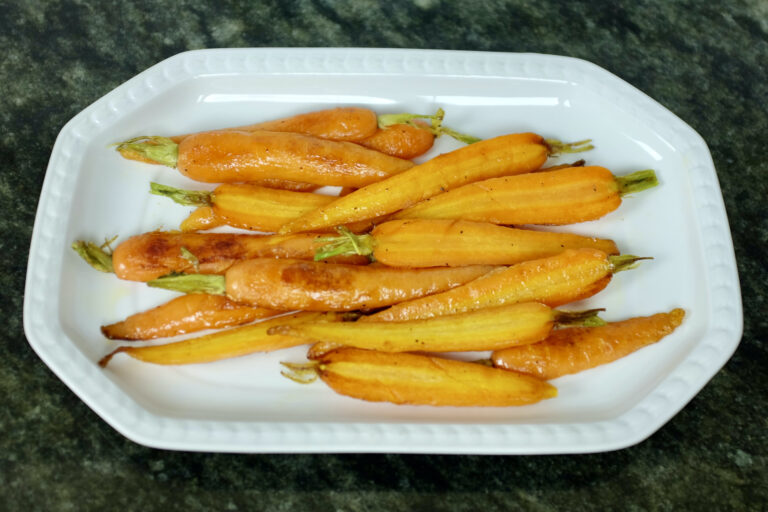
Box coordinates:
[1,1,766,510]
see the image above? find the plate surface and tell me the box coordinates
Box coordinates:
[24,48,742,453]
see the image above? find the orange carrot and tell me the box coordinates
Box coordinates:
[314,219,619,267]
[281,347,557,407]
[147,259,498,311]
[180,206,224,232]
[101,294,279,340]
[358,120,436,159]
[491,309,685,379]
[394,166,658,225]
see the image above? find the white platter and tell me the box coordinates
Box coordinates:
[24,48,742,454]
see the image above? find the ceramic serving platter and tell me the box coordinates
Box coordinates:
[24,48,742,453]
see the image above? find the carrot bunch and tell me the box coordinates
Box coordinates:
[72,105,683,410]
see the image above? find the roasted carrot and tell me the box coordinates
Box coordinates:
[358,120,437,160]
[272,302,604,356]
[73,231,367,282]
[101,294,279,341]
[491,309,685,379]
[151,182,373,234]
[114,130,414,187]
[394,166,658,225]
[98,312,347,367]
[180,206,224,232]
[314,219,619,266]
[147,259,498,311]
[281,347,557,407]
[365,249,647,322]
[278,134,592,234]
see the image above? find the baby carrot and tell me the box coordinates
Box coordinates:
[365,249,647,322]
[180,206,224,232]
[272,302,604,356]
[358,121,437,160]
[73,231,367,282]
[282,347,557,407]
[394,166,658,225]
[147,259,498,311]
[115,130,414,187]
[314,219,619,266]
[99,312,346,368]
[278,134,592,234]
[491,309,685,379]
[101,294,280,341]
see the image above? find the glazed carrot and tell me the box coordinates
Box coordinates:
[114,130,414,187]
[180,206,224,232]
[278,134,592,234]
[147,259,499,311]
[272,302,604,356]
[358,120,437,159]
[394,166,658,225]
[99,312,347,367]
[365,249,647,322]
[101,294,280,341]
[314,219,619,267]
[73,231,367,282]
[151,182,373,234]
[281,347,557,407]
[491,309,685,379]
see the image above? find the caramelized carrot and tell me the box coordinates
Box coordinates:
[491,309,685,379]
[272,302,604,356]
[358,120,436,159]
[282,347,557,407]
[73,231,367,282]
[365,249,647,322]
[99,312,345,367]
[314,219,619,266]
[151,182,373,234]
[148,259,498,311]
[115,130,414,187]
[278,134,592,234]
[180,206,224,232]
[101,294,279,340]
[394,166,658,225]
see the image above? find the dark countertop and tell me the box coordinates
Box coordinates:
[2,1,766,510]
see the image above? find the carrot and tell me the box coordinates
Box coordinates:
[365,249,648,322]
[358,121,437,160]
[98,312,347,367]
[151,182,373,234]
[272,302,604,356]
[278,133,592,234]
[147,259,499,311]
[491,309,685,379]
[394,166,658,225]
[281,347,557,407]
[101,294,279,340]
[179,206,224,232]
[314,219,619,267]
[72,231,367,282]
[114,130,414,187]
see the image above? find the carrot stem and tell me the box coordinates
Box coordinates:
[609,254,653,273]
[114,136,179,167]
[314,227,375,261]
[554,308,607,328]
[72,239,116,273]
[545,138,595,155]
[616,170,658,196]
[149,182,212,206]
[147,273,226,295]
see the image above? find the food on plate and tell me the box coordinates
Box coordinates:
[147,259,498,311]
[277,133,592,234]
[491,309,685,379]
[281,347,557,407]
[273,302,604,356]
[365,249,647,322]
[100,294,280,340]
[99,311,350,367]
[394,166,658,225]
[313,219,619,266]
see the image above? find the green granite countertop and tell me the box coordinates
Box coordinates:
[2,1,766,510]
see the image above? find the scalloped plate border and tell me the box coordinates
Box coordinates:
[24,48,742,454]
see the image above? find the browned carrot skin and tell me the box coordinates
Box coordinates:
[303,347,557,407]
[491,309,685,379]
[169,107,379,144]
[101,294,279,341]
[224,259,498,311]
[365,249,617,322]
[112,232,367,282]
[177,130,414,187]
[358,121,435,159]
